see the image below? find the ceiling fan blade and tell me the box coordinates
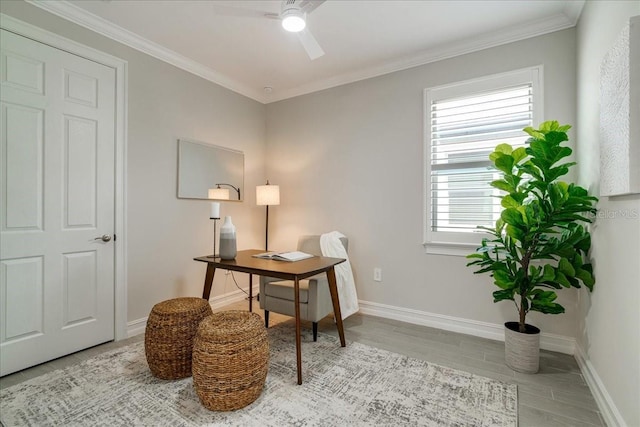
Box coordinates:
[297,28,325,60]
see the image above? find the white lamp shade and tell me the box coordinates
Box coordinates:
[256,184,280,206]
[208,187,230,200]
[209,201,220,219]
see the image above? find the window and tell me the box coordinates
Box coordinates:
[424,67,542,255]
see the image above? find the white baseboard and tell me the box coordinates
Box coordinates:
[574,343,627,427]
[127,317,147,337]
[126,286,260,338]
[208,285,260,311]
[357,300,576,355]
[128,296,576,354]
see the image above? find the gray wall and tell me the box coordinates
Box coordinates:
[265,29,578,337]
[0,1,267,322]
[575,2,640,425]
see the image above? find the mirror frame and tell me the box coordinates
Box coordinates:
[177,138,244,201]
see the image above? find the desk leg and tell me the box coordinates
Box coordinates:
[202,264,216,300]
[326,267,346,347]
[294,276,302,385]
[249,274,253,312]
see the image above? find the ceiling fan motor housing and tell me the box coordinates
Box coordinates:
[281,0,306,32]
[282,0,303,14]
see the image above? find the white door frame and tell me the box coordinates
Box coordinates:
[1,13,129,341]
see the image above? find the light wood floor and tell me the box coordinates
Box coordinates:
[0,299,603,426]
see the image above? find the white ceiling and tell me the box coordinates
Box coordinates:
[29,0,584,103]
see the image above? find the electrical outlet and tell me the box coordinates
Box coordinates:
[373,268,382,282]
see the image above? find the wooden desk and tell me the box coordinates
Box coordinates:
[194,250,347,385]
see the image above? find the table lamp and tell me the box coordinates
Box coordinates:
[207,188,227,258]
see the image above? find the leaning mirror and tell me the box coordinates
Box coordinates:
[177,139,244,201]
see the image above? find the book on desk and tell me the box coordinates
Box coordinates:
[252,251,314,262]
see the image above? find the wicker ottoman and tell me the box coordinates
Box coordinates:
[145,297,213,380]
[192,311,269,411]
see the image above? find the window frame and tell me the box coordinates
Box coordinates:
[423,66,543,256]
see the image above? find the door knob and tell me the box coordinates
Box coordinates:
[94,234,112,242]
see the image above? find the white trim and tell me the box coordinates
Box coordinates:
[563,1,586,26]
[423,66,543,254]
[208,285,260,311]
[574,344,628,427]
[267,13,572,103]
[126,285,260,337]
[25,0,578,105]
[1,14,129,341]
[127,317,147,338]
[424,241,479,257]
[357,299,576,355]
[25,0,266,104]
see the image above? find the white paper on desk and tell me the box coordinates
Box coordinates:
[252,251,313,262]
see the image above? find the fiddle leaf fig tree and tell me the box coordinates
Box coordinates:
[467,121,598,333]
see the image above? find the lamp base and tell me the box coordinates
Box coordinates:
[210,218,220,260]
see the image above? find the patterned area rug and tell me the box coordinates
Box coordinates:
[0,324,517,426]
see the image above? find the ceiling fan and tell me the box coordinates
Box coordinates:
[214,0,327,60]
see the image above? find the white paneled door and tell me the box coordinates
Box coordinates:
[0,29,116,376]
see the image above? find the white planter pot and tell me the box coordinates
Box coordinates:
[504,322,540,374]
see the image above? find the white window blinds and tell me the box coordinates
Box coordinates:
[424,67,541,254]
[428,84,533,232]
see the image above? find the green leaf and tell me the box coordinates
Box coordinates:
[546,166,571,182]
[493,270,514,289]
[505,224,526,242]
[490,180,513,193]
[540,120,558,133]
[528,140,552,162]
[529,265,541,282]
[531,290,558,301]
[545,130,569,146]
[572,255,584,270]
[523,126,544,139]
[531,301,565,314]
[542,264,555,281]
[575,268,595,290]
[512,147,527,163]
[501,195,521,209]
[558,258,576,277]
[495,143,513,155]
[518,162,544,181]
[501,208,524,227]
[493,289,514,302]
[555,271,571,288]
[494,154,515,174]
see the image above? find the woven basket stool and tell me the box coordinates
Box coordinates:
[192,310,269,411]
[145,297,213,380]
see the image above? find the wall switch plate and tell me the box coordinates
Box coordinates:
[373,268,382,282]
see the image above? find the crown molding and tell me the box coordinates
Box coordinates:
[27,0,581,105]
[26,0,267,103]
[563,0,586,26]
[267,11,580,103]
